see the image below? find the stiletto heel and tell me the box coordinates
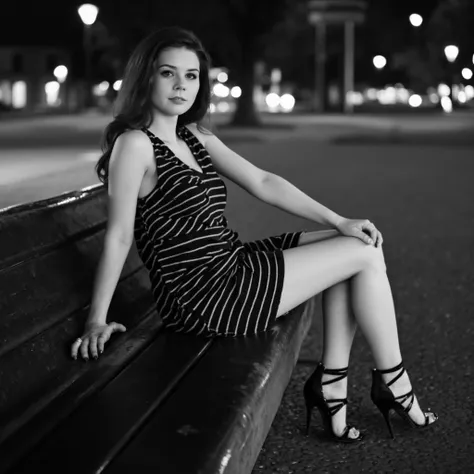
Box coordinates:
[303,363,363,443]
[371,361,438,438]
[375,403,394,439]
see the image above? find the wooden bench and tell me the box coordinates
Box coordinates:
[0,184,314,474]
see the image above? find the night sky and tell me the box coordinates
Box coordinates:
[1,0,441,48]
[1,0,447,87]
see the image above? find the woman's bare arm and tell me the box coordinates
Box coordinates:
[72,130,153,360]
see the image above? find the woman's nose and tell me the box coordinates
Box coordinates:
[174,79,185,90]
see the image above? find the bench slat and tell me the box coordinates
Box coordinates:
[0,235,143,358]
[5,332,213,474]
[0,185,106,265]
[0,267,153,441]
[106,299,314,474]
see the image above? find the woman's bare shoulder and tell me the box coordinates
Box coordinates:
[114,129,151,152]
[185,122,214,147]
[111,129,154,170]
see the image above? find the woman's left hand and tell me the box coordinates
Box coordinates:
[336,217,383,247]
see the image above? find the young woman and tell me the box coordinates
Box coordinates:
[70,27,437,442]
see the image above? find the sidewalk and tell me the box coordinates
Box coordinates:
[1,109,473,210]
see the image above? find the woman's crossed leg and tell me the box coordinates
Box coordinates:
[277,230,437,440]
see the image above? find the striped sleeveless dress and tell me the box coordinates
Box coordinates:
[134,125,303,337]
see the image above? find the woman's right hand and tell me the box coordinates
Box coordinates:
[335,217,383,247]
[71,322,127,361]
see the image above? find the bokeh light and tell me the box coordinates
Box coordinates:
[280,94,295,111]
[231,86,242,98]
[265,93,280,109]
[461,68,473,80]
[444,45,459,63]
[440,96,453,113]
[373,55,387,69]
[217,72,228,83]
[45,81,60,106]
[408,94,422,107]
[437,84,450,97]
[213,83,230,98]
[53,65,68,83]
[409,14,423,27]
[77,4,99,25]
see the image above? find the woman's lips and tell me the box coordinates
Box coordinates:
[169,97,187,103]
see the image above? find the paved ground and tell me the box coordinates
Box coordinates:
[1,111,473,472]
[239,124,473,473]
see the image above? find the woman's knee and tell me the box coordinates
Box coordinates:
[361,243,387,273]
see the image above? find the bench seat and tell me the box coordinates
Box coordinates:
[0,185,313,474]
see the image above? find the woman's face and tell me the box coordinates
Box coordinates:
[150,47,201,117]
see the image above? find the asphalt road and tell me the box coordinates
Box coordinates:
[1,111,473,472]
[244,124,473,473]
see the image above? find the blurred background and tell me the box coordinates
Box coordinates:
[1,0,474,210]
[1,0,474,121]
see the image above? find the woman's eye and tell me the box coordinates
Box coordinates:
[161,70,173,77]
[186,73,198,80]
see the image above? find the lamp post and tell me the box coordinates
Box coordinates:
[307,0,367,114]
[53,65,69,109]
[444,45,459,107]
[77,3,99,109]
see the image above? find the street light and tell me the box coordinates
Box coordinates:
[53,65,69,109]
[462,68,473,81]
[409,13,423,27]
[444,45,459,63]
[77,3,99,108]
[53,65,68,83]
[443,45,459,111]
[373,55,387,69]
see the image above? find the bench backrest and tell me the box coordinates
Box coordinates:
[0,185,155,445]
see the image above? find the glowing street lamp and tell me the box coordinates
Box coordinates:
[409,13,423,27]
[78,4,98,25]
[53,65,68,83]
[462,68,473,81]
[373,55,387,70]
[52,65,69,109]
[444,45,459,63]
[443,45,459,111]
[78,4,99,108]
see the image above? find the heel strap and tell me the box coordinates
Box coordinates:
[321,366,348,386]
[326,397,348,417]
[394,389,415,414]
[377,360,404,375]
[377,361,405,387]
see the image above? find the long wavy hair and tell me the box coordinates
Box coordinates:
[96,26,212,184]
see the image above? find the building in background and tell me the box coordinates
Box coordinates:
[0,46,74,112]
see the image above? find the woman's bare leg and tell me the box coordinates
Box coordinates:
[280,233,436,426]
[296,231,358,436]
[278,235,401,367]
[296,231,357,367]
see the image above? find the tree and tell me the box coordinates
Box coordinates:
[95,0,297,126]
[218,0,294,126]
[387,0,474,91]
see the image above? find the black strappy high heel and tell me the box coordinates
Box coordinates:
[303,363,363,443]
[371,360,438,439]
